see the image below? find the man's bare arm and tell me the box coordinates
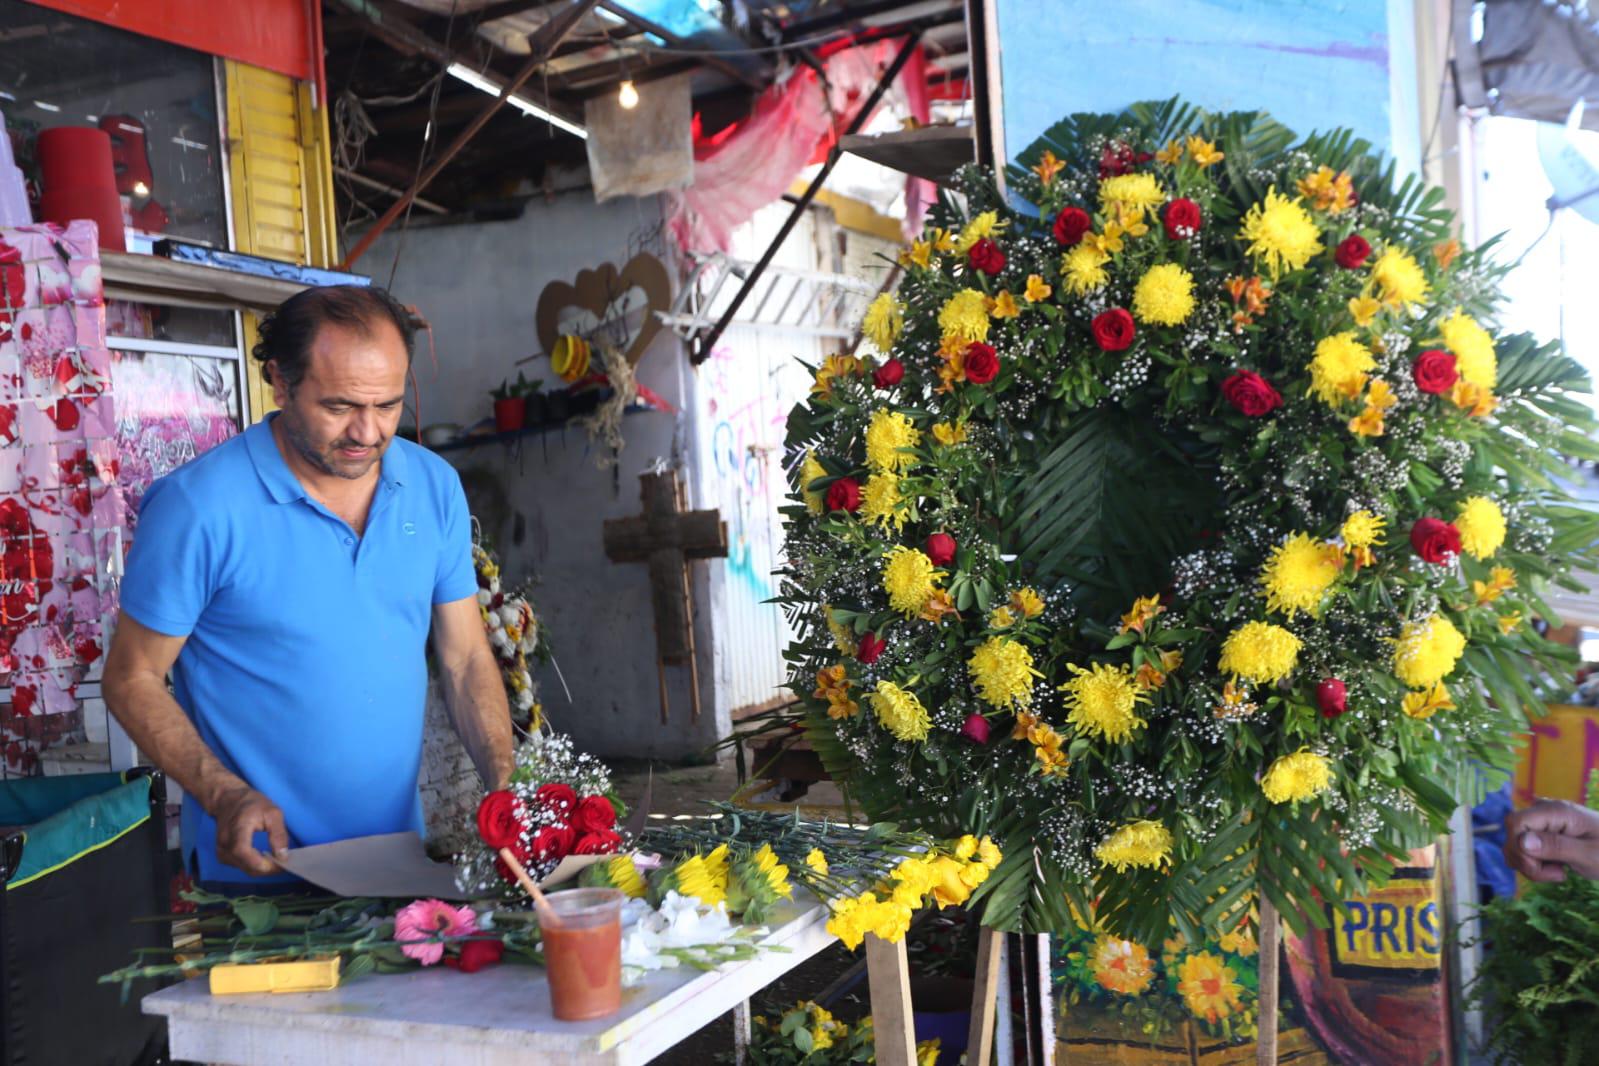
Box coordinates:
[432,596,515,790]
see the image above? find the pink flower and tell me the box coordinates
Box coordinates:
[395,898,478,966]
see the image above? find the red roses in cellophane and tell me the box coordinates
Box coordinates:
[456,733,626,899]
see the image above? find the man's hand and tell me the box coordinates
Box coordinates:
[212,785,290,877]
[1504,797,1599,882]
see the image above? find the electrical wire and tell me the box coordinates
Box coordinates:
[386,0,460,293]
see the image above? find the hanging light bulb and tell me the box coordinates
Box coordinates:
[618,80,639,110]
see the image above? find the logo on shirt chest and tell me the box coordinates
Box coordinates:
[403,521,417,536]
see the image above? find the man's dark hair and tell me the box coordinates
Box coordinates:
[252,285,415,394]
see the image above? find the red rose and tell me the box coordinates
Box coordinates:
[925,532,957,567]
[1163,198,1202,240]
[534,783,578,818]
[856,631,886,664]
[968,238,1006,276]
[826,477,862,513]
[573,830,623,855]
[532,824,577,862]
[960,714,990,744]
[1220,370,1283,417]
[1052,208,1092,247]
[1316,678,1347,719]
[1412,349,1459,395]
[1091,308,1137,352]
[1335,234,1371,269]
[570,795,617,835]
[456,939,504,973]
[964,342,999,385]
[873,358,904,389]
[475,790,526,849]
[1410,517,1462,564]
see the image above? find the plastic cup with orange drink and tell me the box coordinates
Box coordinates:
[539,887,624,1021]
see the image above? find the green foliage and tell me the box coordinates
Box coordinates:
[744,1003,940,1065]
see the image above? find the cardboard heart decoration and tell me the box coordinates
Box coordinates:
[534,254,670,368]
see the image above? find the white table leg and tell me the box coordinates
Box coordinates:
[733,999,752,1066]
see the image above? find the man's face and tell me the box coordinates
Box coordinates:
[270,318,408,481]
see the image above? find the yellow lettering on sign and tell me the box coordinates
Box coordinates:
[1330,878,1441,970]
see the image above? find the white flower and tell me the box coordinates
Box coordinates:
[515,687,535,711]
[498,604,521,628]
[476,589,493,607]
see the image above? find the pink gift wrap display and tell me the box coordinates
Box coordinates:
[0,221,127,774]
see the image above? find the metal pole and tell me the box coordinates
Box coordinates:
[691,30,923,364]
[340,0,602,269]
[1257,896,1281,1066]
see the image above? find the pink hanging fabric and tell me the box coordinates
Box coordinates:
[664,41,930,254]
[0,221,126,775]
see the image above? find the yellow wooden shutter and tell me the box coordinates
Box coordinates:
[222,60,338,420]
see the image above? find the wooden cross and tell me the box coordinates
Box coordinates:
[602,469,727,722]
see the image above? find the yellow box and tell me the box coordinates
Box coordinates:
[209,957,341,995]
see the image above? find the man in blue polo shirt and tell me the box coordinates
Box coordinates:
[104,285,513,886]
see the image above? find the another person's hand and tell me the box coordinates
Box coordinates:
[211,785,290,876]
[1504,797,1599,882]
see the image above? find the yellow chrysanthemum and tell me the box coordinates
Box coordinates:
[860,473,911,532]
[1178,952,1245,1024]
[1402,682,1455,720]
[1441,308,1497,388]
[872,681,931,742]
[1090,935,1156,995]
[1456,496,1507,559]
[1261,749,1335,804]
[938,288,992,343]
[1240,187,1324,278]
[1369,246,1429,309]
[805,848,829,876]
[1260,533,1341,618]
[969,636,1043,709]
[1218,621,1302,683]
[1132,263,1196,326]
[1059,662,1149,742]
[955,210,1003,253]
[1062,245,1110,295]
[1094,820,1174,872]
[862,293,904,354]
[1099,173,1165,218]
[882,546,944,617]
[604,855,648,899]
[800,451,827,515]
[1307,331,1376,406]
[1341,510,1386,550]
[1394,613,1467,689]
[866,408,920,474]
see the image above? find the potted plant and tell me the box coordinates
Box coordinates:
[490,373,534,433]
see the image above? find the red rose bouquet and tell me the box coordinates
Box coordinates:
[456,733,625,899]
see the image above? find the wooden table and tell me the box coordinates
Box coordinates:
[143,898,837,1066]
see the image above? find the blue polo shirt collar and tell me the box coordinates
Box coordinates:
[245,415,409,504]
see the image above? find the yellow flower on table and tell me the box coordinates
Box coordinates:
[1260,533,1341,618]
[1062,244,1110,295]
[1394,613,1466,689]
[938,288,992,343]
[969,636,1043,709]
[1441,308,1497,388]
[805,848,829,876]
[871,681,931,741]
[1095,821,1173,873]
[1370,245,1429,309]
[862,292,904,352]
[1178,952,1245,1024]
[1455,496,1506,559]
[1133,263,1196,326]
[1307,332,1375,405]
[1261,750,1335,804]
[1240,187,1324,278]
[1090,934,1156,995]
[1218,621,1302,684]
[1060,662,1148,743]
[1402,682,1455,719]
[750,844,793,899]
[882,546,945,617]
